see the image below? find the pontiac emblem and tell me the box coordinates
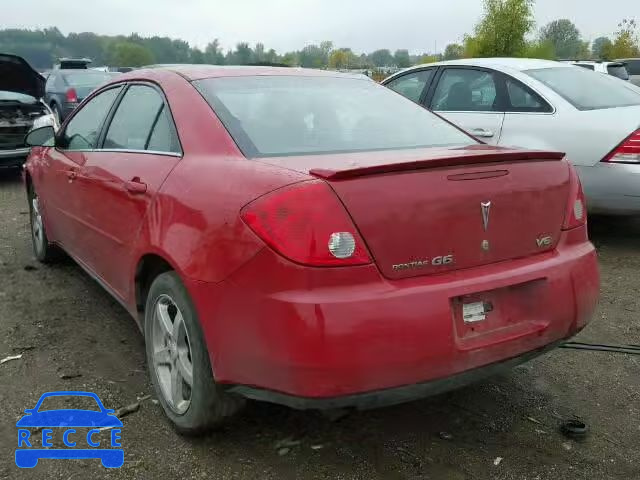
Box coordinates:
[481,201,491,231]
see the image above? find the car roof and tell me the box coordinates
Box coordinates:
[126,64,370,82]
[571,60,623,65]
[396,58,573,74]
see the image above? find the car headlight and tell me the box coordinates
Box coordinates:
[31,114,59,131]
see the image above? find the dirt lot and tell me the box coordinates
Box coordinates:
[1,168,639,480]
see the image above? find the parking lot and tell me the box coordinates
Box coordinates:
[0,167,639,480]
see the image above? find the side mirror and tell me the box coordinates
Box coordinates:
[25,126,55,147]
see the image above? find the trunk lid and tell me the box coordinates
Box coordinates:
[260,146,571,279]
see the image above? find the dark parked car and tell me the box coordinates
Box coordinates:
[44,70,118,123]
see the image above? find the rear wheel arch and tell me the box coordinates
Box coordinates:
[134,253,176,314]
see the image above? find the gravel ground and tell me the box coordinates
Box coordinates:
[1,168,639,480]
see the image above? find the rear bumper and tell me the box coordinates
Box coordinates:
[187,226,599,404]
[229,341,562,410]
[577,163,640,215]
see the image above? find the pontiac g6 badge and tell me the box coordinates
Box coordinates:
[481,201,491,251]
[481,201,491,231]
[392,255,454,271]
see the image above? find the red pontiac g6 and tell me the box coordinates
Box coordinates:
[24,66,600,433]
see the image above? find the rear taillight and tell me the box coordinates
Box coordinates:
[65,88,78,103]
[602,129,640,163]
[241,180,372,266]
[562,165,587,230]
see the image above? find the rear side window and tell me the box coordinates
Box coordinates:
[624,60,640,75]
[526,67,640,110]
[194,76,476,157]
[147,105,181,153]
[432,69,499,112]
[63,72,113,88]
[62,87,121,150]
[45,75,57,90]
[103,85,173,152]
[386,70,433,103]
[504,77,552,113]
[607,64,630,80]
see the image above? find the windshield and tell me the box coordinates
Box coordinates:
[526,67,640,110]
[0,90,37,103]
[194,76,476,157]
[62,72,114,88]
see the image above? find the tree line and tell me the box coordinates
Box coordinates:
[0,0,638,71]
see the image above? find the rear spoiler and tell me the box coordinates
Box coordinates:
[309,150,566,180]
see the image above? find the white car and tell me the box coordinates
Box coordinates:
[564,60,631,82]
[383,58,640,215]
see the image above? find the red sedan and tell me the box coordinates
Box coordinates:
[24,66,599,433]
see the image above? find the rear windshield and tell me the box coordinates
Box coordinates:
[63,72,113,87]
[526,67,640,110]
[607,64,630,80]
[194,76,476,157]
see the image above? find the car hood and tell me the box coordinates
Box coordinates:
[16,410,123,428]
[0,53,45,99]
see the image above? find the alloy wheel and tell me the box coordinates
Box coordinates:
[151,294,193,414]
[31,196,45,256]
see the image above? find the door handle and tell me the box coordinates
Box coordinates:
[125,177,147,194]
[66,170,77,181]
[472,128,494,138]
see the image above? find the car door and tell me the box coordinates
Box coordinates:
[426,67,505,144]
[40,86,123,253]
[72,83,182,299]
[385,68,436,104]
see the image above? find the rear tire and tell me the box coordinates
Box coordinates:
[27,183,60,263]
[144,271,244,434]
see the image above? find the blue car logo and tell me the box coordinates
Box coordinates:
[16,391,124,468]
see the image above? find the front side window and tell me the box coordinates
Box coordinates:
[504,77,552,113]
[103,85,166,151]
[62,87,121,150]
[526,67,640,110]
[432,68,499,112]
[386,70,434,103]
[194,76,476,157]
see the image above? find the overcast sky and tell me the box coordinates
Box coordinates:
[2,0,635,54]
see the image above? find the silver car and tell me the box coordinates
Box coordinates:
[383,58,640,215]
